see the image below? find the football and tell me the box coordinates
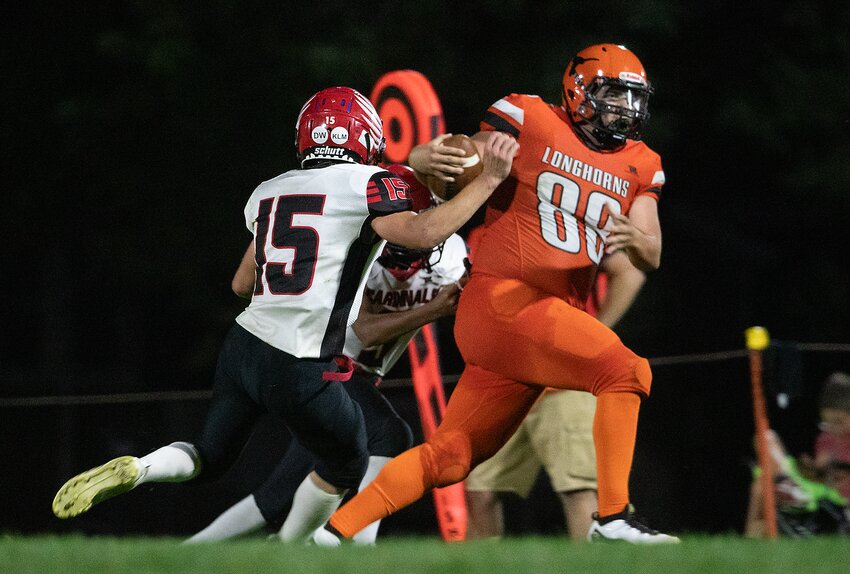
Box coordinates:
[426,134,483,201]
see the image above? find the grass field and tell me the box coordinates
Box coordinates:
[2,535,849,574]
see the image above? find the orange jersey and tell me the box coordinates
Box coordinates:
[474,94,664,306]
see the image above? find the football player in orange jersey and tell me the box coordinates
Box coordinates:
[325,44,679,544]
[464,245,646,541]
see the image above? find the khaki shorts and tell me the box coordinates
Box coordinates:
[465,390,597,497]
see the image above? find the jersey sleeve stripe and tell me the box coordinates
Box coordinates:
[366,195,382,204]
[482,111,520,138]
[492,99,524,125]
[638,186,662,200]
[651,170,666,185]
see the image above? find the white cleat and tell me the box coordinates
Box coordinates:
[588,506,680,544]
[52,456,143,519]
[311,526,342,547]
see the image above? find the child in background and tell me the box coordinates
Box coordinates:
[810,372,850,501]
[744,372,850,537]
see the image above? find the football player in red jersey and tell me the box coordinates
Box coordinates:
[327,45,679,544]
[52,87,516,542]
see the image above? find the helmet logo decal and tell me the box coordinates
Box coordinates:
[358,131,370,150]
[330,126,349,144]
[568,56,599,77]
[311,126,329,144]
[619,71,646,85]
[310,146,346,158]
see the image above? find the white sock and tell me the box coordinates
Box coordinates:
[184,495,266,544]
[279,475,345,543]
[137,443,199,484]
[351,456,391,545]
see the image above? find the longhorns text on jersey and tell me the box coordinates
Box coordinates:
[475,92,664,306]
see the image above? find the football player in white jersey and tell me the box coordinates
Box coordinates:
[186,167,468,544]
[52,87,517,543]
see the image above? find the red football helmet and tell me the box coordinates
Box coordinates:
[562,44,653,150]
[377,163,442,281]
[296,87,386,167]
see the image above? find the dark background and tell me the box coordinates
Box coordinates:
[2,1,849,537]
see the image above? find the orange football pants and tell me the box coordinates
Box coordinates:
[330,275,651,537]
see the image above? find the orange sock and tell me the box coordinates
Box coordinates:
[330,446,429,538]
[593,391,641,517]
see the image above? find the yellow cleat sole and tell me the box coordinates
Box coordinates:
[52,456,140,519]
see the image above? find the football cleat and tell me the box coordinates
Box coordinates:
[52,456,143,519]
[588,505,680,544]
[311,526,342,547]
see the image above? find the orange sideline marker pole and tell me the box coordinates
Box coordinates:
[408,323,468,541]
[745,326,777,538]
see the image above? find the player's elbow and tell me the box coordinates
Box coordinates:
[418,227,447,250]
[231,277,254,300]
[413,214,451,249]
[630,240,661,272]
[635,255,660,273]
[351,322,379,348]
[396,225,445,251]
[376,213,448,250]
[644,254,661,271]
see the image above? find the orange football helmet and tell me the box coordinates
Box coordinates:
[562,44,653,150]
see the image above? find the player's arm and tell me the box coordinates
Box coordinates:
[595,251,646,328]
[604,195,662,271]
[231,241,255,299]
[371,132,518,249]
[470,130,495,155]
[352,284,462,348]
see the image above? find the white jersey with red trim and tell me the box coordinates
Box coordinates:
[236,163,412,359]
[344,233,467,377]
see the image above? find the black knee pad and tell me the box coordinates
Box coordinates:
[314,448,369,491]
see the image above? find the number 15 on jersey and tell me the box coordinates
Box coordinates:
[253,194,326,296]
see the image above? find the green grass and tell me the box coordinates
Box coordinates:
[2,535,849,574]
